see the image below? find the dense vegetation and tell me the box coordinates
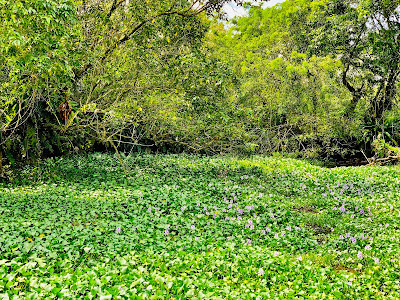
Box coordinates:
[2,1,400,298]
[1,153,400,298]
[1,0,400,167]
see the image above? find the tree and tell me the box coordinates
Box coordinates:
[207,1,356,158]
[309,0,400,125]
[0,0,269,165]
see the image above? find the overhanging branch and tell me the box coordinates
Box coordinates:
[75,7,203,80]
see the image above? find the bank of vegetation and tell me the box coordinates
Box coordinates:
[1,0,400,168]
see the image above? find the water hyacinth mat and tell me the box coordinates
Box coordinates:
[1,153,400,299]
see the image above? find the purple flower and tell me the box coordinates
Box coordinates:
[374,257,379,264]
[322,193,327,197]
[359,209,364,214]
[204,206,207,211]
[148,207,151,213]
[355,206,359,211]
[297,256,303,261]
[119,286,123,291]
[274,233,279,239]
[286,226,292,231]
[195,236,199,241]
[228,204,232,209]
[351,214,355,219]
[274,251,279,256]
[350,237,356,244]
[357,251,363,259]
[164,229,169,236]
[238,209,244,214]
[266,227,271,232]
[197,203,200,206]
[385,223,389,228]
[246,239,251,245]
[225,216,229,220]
[258,268,264,276]
[339,206,345,212]
[365,245,371,250]
[333,207,337,211]
[222,209,226,212]
[237,216,241,220]
[191,225,195,230]
[116,227,121,233]
[261,230,266,234]
[339,235,344,239]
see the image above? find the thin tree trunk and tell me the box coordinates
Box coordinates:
[0,149,3,175]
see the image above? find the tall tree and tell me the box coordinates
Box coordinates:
[310,0,400,124]
[0,0,266,163]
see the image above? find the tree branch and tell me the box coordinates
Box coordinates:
[75,8,202,80]
[107,0,125,19]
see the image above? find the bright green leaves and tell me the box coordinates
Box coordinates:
[207,0,355,158]
[2,153,400,297]
[309,0,400,124]
[0,0,78,133]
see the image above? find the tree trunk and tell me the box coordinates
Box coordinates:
[342,64,363,115]
[0,149,3,175]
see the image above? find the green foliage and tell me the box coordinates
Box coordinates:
[0,0,78,121]
[309,0,400,123]
[1,0,400,164]
[1,153,400,297]
[207,1,362,158]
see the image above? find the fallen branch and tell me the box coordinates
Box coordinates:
[367,155,400,165]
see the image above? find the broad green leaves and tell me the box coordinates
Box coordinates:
[1,153,400,297]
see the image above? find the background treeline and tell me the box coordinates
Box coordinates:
[1,0,400,169]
